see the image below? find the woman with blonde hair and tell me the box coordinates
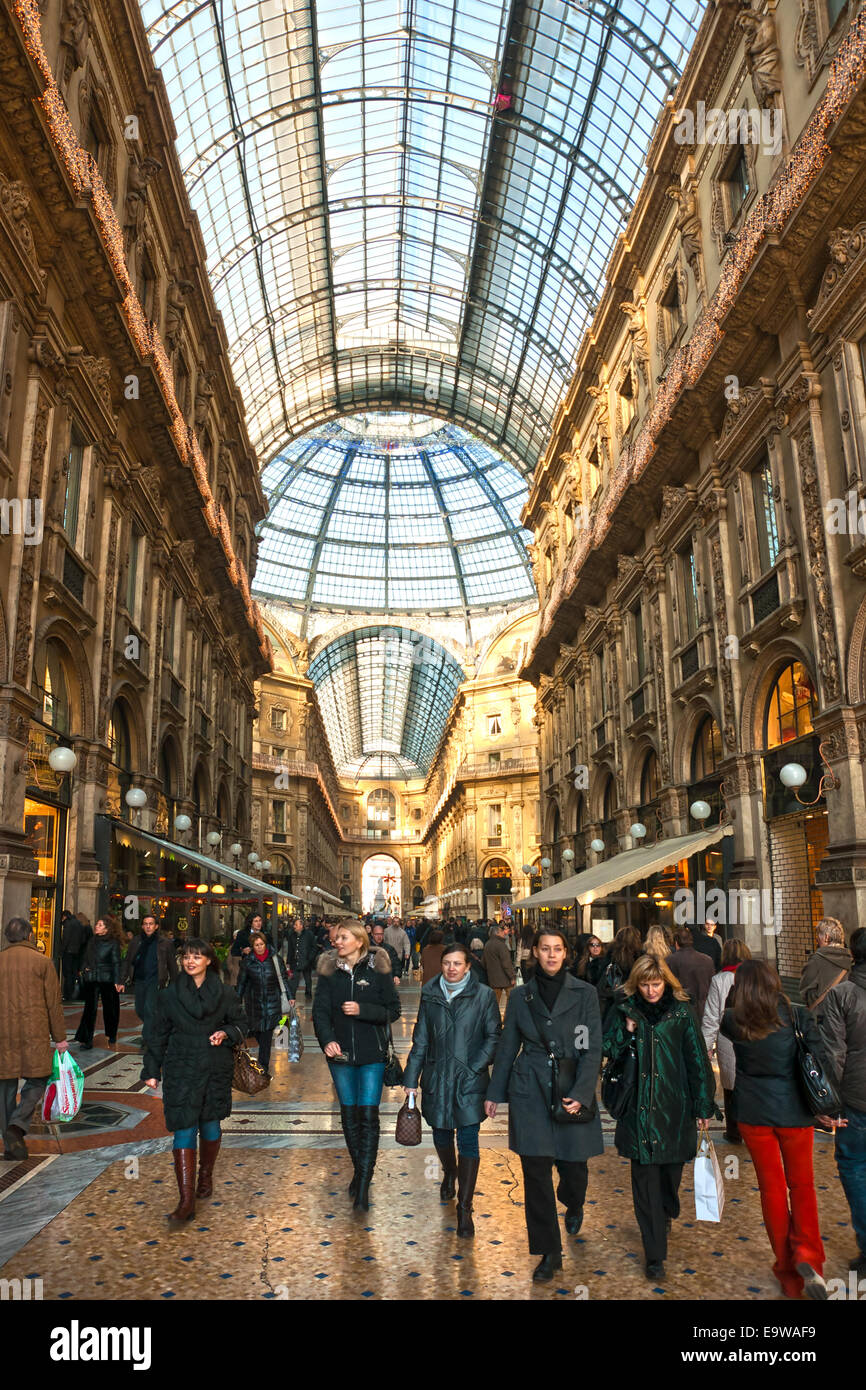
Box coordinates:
[603,954,718,1280]
[644,923,674,965]
[313,920,401,1210]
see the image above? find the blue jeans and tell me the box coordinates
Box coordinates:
[432,1124,480,1158]
[173,1120,222,1150]
[327,1061,385,1107]
[836,1104,866,1257]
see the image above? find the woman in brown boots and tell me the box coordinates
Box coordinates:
[143,938,247,1222]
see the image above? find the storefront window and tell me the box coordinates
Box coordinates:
[24,798,64,957]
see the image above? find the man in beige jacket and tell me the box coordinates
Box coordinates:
[483,923,516,1014]
[0,917,68,1160]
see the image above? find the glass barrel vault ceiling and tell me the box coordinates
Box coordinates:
[256,413,534,613]
[139,0,705,474]
[309,626,465,778]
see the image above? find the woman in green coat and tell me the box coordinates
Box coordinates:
[603,953,718,1281]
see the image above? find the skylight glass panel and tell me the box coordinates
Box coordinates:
[142,0,704,472]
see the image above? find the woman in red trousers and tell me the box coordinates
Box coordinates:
[721,960,839,1300]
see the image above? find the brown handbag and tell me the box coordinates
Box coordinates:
[395,1094,422,1146]
[232,1044,270,1095]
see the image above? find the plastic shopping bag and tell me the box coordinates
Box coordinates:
[694,1133,725,1222]
[272,1022,289,1052]
[287,1002,304,1063]
[41,1048,85,1124]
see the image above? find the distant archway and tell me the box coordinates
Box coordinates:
[362,853,402,915]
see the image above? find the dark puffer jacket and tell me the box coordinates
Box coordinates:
[603,988,718,1164]
[403,973,501,1128]
[81,934,122,984]
[284,927,318,973]
[142,970,247,1130]
[237,947,293,1031]
[312,948,400,1065]
[820,962,866,1110]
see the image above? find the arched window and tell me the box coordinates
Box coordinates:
[765,662,817,749]
[367,788,396,829]
[691,716,723,781]
[42,642,70,733]
[160,742,176,799]
[640,749,661,804]
[602,775,617,822]
[108,702,132,772]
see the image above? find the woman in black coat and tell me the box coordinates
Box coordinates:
[73,913,123,1048]
[720,959,839,1300]
[143,938,247,1223]
[237,931,293,1080]
[486,928,604,1283]
[313,920,401,1211]
[404,943,501,1237]
[571,934,607,989]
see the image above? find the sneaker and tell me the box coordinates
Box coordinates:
[796,1263,829,1301]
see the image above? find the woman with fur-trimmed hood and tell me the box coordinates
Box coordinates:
[312,920,401,1211]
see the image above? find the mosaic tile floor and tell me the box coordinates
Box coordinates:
[0,984,857,1300]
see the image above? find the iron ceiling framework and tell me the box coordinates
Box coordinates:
[308,625,465,778]
[140,0,705,477]
[256,414,534,617]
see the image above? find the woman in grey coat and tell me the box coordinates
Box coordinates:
[701,938,751,1142]
[485,928,604,1282]
[404,942,501,1238]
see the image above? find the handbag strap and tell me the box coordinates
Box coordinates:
[807,970,848,1013]
[523,988,556,1060]
[272,956,291,1015]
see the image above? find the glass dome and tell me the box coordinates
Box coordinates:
[255,414,534,615]
[309,626,465,778]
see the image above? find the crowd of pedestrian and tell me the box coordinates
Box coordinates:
[1,903,863,1298]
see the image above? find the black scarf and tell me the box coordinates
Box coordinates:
[534,964,568,1012]
[632,985,676,1026]
[176,968,222,1018]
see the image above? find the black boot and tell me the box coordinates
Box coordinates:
[354,1105,380,1212]
[435,1139,457,1201]
[456,1154,480,1238]
[340,1105,362,1198]
[532,1253,562,1282]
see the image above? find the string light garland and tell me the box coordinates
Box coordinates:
[13,0,271,663]
[530,2,866,652]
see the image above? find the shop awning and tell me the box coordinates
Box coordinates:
[511,825,734,909]
[112,821,302,902]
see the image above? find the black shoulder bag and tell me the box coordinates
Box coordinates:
[787,1002,842,1117]
[524,988,597,1125]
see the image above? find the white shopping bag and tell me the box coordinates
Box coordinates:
[694,1133,725,1222]
[42,1049,85,1124]
[272,1024,289,1052]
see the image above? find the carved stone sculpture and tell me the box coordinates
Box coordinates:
[61,0,91,71]
[620,301,650,386]
[666,178,704,294]
[737,8,783,109]
[124,156,162,242]
[164,277,193,350]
